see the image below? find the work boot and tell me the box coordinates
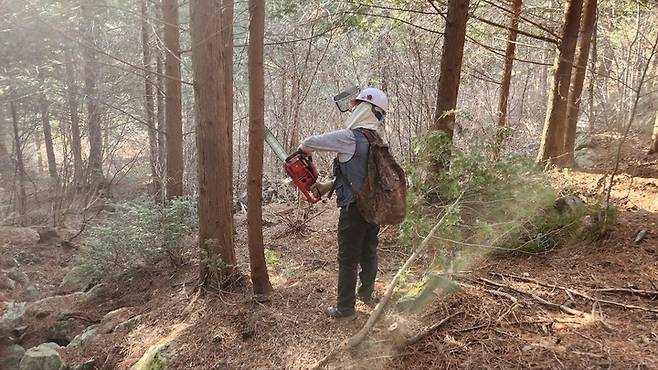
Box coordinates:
[324,306,356,321]
[357,294,380,307]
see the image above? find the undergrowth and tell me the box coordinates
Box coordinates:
[78,197,197,281]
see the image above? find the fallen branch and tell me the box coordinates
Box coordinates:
[457,281,526,307]
[492,272,658,314]
[479,277,589,317]
[309,193,463,369]
[404,311,463,346]
[592,287,658,298]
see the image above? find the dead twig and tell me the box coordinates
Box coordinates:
[492,272,658,314]
[405,311,463,346]
[592,287,658,298]
[457,281,527,307]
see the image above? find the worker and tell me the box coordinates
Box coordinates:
[299,87,389,321]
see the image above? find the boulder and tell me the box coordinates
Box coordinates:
[575,131,594,151]
[115,315,143,332]
[47,321,74,346]
[1,302,27,330]
[67,326,97,353]
[59,267,92,294]
[19,286,39,302]
[575,148,596,168]
[0,273,16,290]
[98,307,132,334]
[130,340,176,370]
[6,271,30,287]
[0,256,19,269]
[0,344,25,370]
[18,343,63,370]
[0,227,40,246]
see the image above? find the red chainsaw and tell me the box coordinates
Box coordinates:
[265,127,320,203]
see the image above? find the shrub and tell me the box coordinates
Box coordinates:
[78,197,197,281]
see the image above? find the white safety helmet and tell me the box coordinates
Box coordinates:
[355,87,389,112]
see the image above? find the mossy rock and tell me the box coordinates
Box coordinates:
[130,340,176,370]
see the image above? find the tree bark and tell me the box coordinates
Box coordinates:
[81,1,104,189]
[38,69,59,187]
[587,15,597,133]
[432,0,470,143]
[537,0,583,166]
[563,0,597,167]
[9,101,26,225]
[247,0,273,297]
[190,0,238,289]
[493,0,522,161]
[141,0,160,198]
[64,50,83,185]
[163,0,183,200]
[648,110,658,155]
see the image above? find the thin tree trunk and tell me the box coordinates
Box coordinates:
[648,110,658,155]
[81,1,104,189]
[537,0,583,165]
[493,0,522,161]
[587,15,597,133]
[38,70,59,187]
[65,50,83,186]
[164,0,183,200]
[10,101,26,225]
[563,0,597,167]
[156,49,166,185]
[247,0,273,297]
[191,0,238,289]
[432,0,470,144]
[141,0,160,198]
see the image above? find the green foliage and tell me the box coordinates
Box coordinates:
[78,197,197,281]
[264,249,281,268]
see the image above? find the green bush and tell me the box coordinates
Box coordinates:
[78,197,197,281]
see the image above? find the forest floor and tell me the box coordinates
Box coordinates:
[2,131,658,369]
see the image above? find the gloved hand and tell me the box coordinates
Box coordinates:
[297,144,312,156]
[310,180,334,198]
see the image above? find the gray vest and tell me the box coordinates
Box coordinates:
[333,130,370,208]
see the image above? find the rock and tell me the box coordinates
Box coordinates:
[1,302,27,329]
[555,195,587,217]
[0,256,19,269]
[575,148,596,168]
[98,307,132,334]
[47,321,74,346]
[67,326,97,353]
[66,359,96,370]
[0,227,40,246]
[36,227,60,244]
[0,273,17,290]
[6,271,30,287]
[115,315,142,332]
[82,284,105,303]
[39,342,61,351]
[19,286,39,302]
[59,267,92,294]
[575,131,593,151]
[0,344,25,370]
[130,340,176,370]
[19,343,63,370]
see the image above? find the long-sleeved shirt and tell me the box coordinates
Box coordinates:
[300,129,357,162]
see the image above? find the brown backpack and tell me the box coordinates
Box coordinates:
[353,128,407,225]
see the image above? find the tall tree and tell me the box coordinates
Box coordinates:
[432,0,470,143]
[81,1,104,189]
[64,50,83,185]
[190,0,238,289]
[247,0,273,298]
[493,0,523,161]
[648,110,658,155]
[537,0,583,165]
[163,0,183,200]
[10,100,26,225]
[563,0,597,166]
[38,68,59,186]
[141,0,160,197]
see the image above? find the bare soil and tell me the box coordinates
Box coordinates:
[3,131,657,369]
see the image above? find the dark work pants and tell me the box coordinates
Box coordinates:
[336,204,380,314]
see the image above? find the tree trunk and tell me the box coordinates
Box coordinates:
[141,0,160,198]
[9,101,26,225]
[492,0,522,161]
[537,0,583,166]
[190,0,238,289]
[563,0,597,167]
[38,70,59,187]
[64,50,83,185]
[432,0,470,143]
[163,0,184,200]
[247,0,273,297]
[156,45,166,188]
[648,110,658,155]
[81,1,104,189]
